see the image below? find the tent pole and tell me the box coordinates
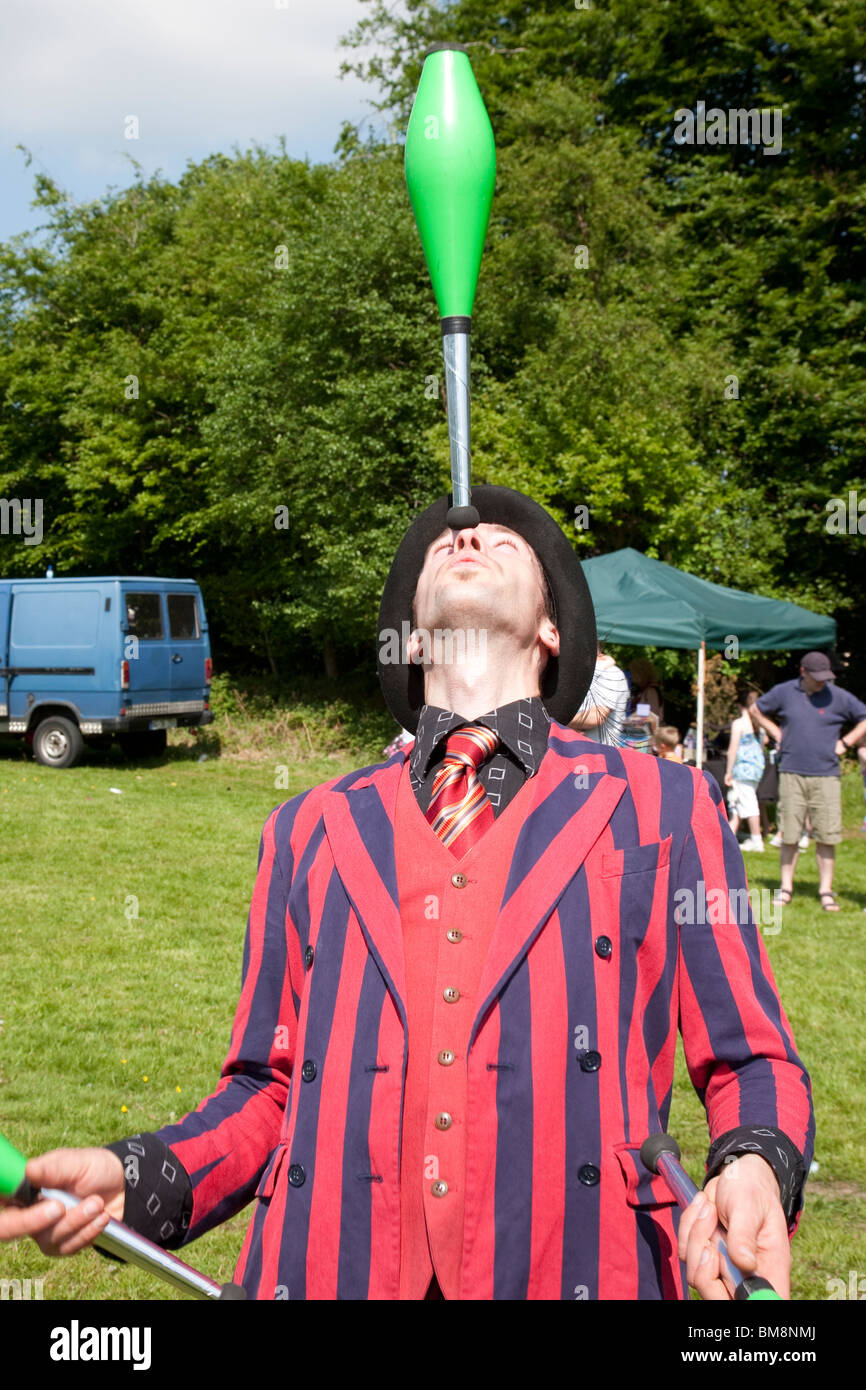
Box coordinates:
[696,642,706,771]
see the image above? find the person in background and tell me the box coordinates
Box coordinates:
[384,727,414,758]
[725,690,768,853]
[753,652,866,911]
[652,725,683,762]
[628,657,663,721]
[570,643,629,745]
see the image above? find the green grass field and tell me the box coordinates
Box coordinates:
[1,733,864,1301]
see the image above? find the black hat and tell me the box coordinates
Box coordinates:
[377,485,597,732]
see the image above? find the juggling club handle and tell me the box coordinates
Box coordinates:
[0,1131,245,1300]
[41,1189,240,1300]
[640,1134,781,1301]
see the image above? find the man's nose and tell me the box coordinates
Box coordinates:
[453,528,483,552]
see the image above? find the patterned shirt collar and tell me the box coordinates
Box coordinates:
[409,695,552,781]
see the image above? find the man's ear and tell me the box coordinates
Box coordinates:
[538,617,560,662]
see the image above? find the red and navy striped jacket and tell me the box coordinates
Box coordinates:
[154,724,814,1299]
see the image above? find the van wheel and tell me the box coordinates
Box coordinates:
[32,716,84,769]
[118,730,167,760]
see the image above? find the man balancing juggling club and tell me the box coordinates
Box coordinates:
[0,45,813,1301]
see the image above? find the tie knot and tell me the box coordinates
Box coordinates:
[442,724,500,771]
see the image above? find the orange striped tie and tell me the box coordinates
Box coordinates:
[425,724,501,857]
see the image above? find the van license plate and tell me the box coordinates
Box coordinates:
[149,718,177,730]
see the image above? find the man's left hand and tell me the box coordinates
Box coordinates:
[677,1154,790,1300]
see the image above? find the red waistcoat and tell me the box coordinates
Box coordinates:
[395,756,529,1299]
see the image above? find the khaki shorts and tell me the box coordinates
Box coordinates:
[778,773,842,845]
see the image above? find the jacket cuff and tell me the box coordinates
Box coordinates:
[100,1133,193,1251]
[705,1126,805,1228]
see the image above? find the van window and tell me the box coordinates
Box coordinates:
[168,593,199,640]
[11,590,100,647]
[125,593,164,640]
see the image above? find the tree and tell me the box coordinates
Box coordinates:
[2,0,862,694]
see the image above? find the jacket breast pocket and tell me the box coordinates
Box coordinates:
[602,838,672,879]
[599,837,673,951]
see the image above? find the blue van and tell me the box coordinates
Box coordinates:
[0,576,213,767]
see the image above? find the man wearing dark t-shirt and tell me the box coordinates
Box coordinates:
[753,652,866,911]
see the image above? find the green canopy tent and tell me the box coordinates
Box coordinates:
[580,548,837,768]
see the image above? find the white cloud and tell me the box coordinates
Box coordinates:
[0,0,387,237]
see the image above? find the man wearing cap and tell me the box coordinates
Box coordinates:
[752,653,866,911]
[1,488,814,1300]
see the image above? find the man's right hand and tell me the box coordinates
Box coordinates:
[0,1148,124,1256]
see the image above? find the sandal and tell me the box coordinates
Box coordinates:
[819,892,840,912]
[772,888,793,905]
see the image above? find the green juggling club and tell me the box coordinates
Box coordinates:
[405,43,496,529]
[0,1131,245,1299]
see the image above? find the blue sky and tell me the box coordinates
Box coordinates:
[0,0,386,244]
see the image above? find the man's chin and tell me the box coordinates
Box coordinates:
[426,584,499,633]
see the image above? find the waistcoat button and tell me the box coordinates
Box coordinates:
[443,986,460,1003]
[446,928,463,944]
[451,872,468,888]
[437,1049,455,1066]
[431,1180,449,1198]
[434,1112,452,1131]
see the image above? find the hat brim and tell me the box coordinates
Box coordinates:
[377,485,597,732]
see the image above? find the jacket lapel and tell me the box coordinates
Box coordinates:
[471,726,626,1042]
[322,758,408,1022]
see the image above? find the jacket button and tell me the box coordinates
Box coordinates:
[446,929,463,944]
[451,872,468,888]
[434,1112,452,1131]
[288,1164,306,1187]
[443,986,460,1003]
[301,1059,317,1082]
[304,945,314,969]
[431,1180,449,1198]
[580,1050,602,1073]
[595,935,612,959]
[578,1163,600,1186]
[437,1049,455,1066]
